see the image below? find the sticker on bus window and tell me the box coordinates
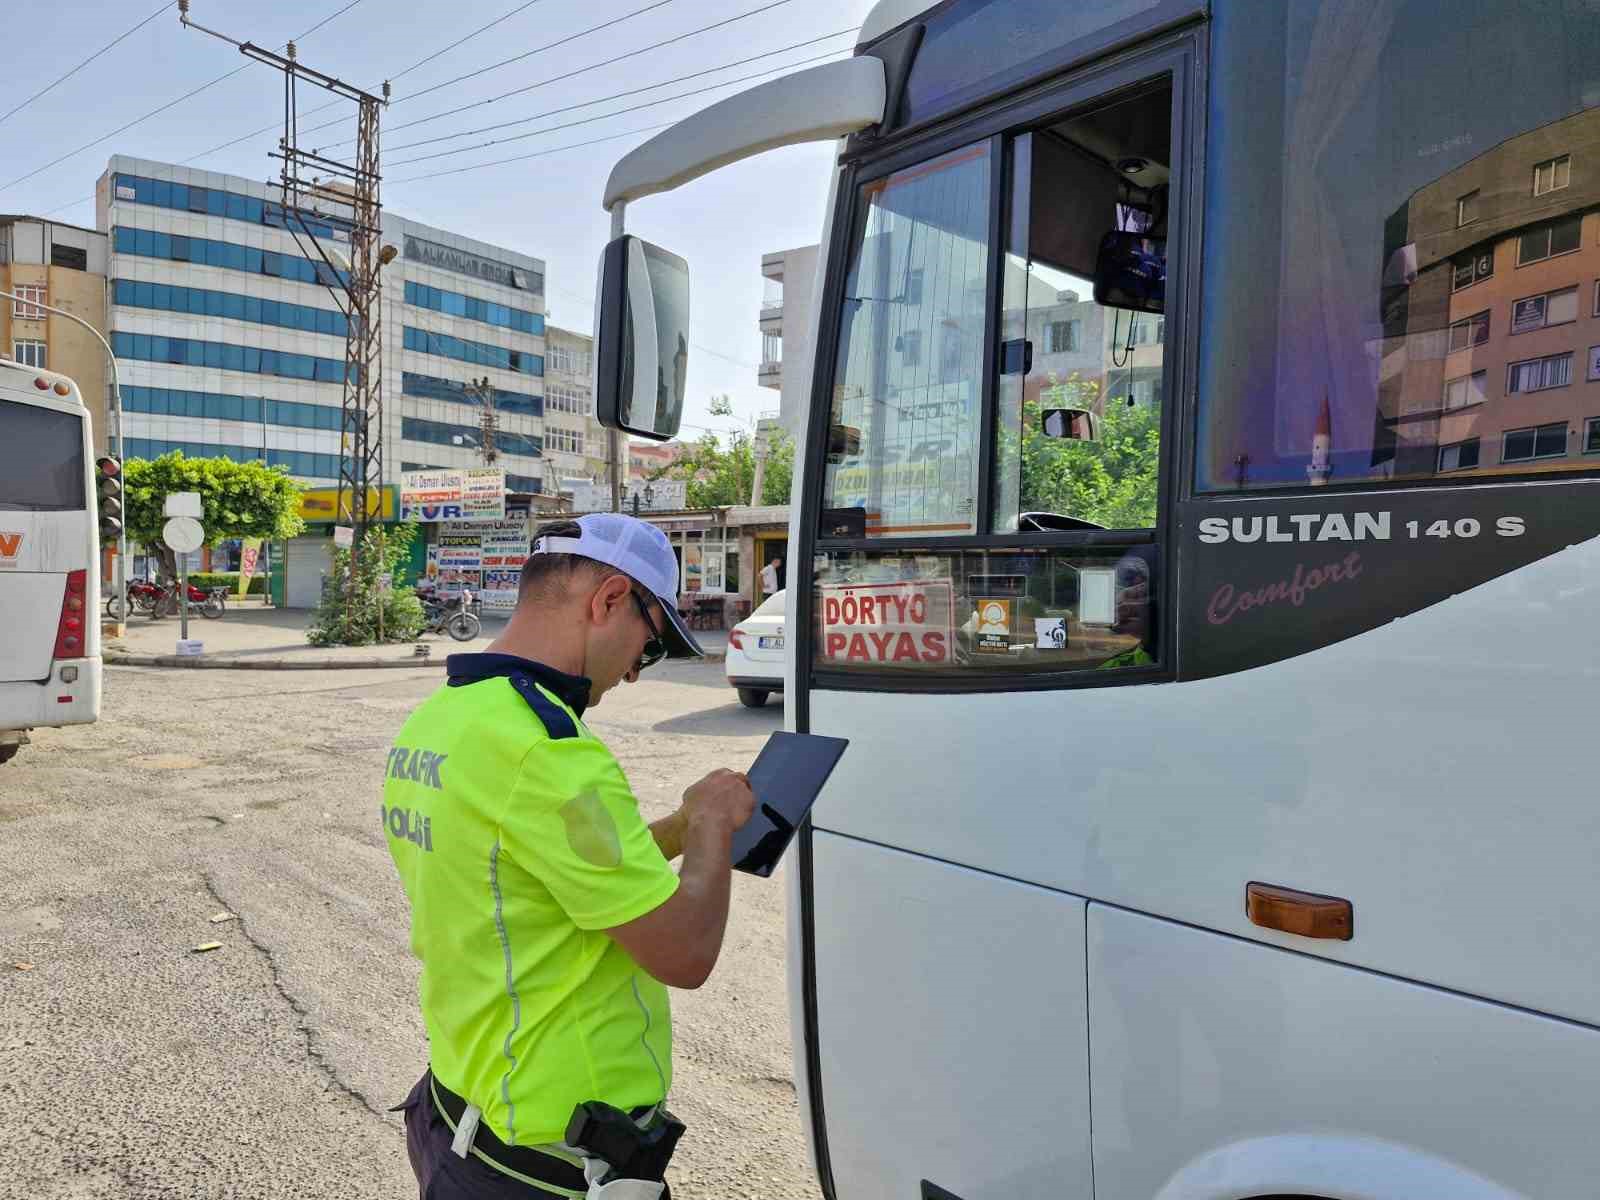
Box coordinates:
[819,580,953,666]
[973,599,1013,653]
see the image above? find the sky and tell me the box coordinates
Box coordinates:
[2,0,882,442]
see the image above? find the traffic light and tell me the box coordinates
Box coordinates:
[95,456,123,545]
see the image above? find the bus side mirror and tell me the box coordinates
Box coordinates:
[595,234,690,441]
[1092,230,1165,314]
[1041,408,1101,442]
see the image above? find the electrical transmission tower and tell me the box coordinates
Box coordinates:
[178,2,392,552]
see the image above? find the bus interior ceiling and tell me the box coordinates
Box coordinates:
[1031,81,1172,278]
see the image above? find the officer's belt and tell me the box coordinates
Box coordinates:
[429,1072,592,1195]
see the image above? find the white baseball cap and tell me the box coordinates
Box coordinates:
[530,512,703,659]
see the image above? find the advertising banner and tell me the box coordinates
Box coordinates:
[819,580,953,666]
[461,467,506,521]
[401,470,461,508]
[482,568,522,610]
[237,538,261,598]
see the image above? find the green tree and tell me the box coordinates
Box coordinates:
[1016,372,1161,529]
[306,524,426,647]
[651,428,794,508]
[123,452,305,580]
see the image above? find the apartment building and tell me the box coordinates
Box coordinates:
[0,216,110,450]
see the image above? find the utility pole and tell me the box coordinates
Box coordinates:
[470,376,498,465]
[180,1,392,636]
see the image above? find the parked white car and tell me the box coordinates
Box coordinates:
[725,589,785,708]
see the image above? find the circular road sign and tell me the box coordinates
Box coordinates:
[162,516,205,554]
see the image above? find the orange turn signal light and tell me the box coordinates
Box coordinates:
[1246,882,1353,941]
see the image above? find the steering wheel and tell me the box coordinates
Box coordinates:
[1017,511,1107,533]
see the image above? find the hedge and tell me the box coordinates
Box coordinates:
[188,571,267,595]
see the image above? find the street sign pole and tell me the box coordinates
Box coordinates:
[179,556,190,642]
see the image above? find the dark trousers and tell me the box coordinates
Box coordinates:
[396,1072,574,1200]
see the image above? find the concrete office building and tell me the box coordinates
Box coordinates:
[0,216,110,450]
[95,155,549,496]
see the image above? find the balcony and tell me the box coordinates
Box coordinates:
[758,361,782,389]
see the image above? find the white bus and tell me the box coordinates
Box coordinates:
[594,2,1600,1196]
[0,358,101,765]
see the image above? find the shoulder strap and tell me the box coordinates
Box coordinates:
[507,673,579,741]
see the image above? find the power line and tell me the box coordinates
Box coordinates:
[302,0,683,144]
[320,0,806,151]
[388,0,552,82]
[0,0,370,195]
[387,45,850,168]
[0,1,173,131]
[389,120,679,183]
[400,0,684,106]
[387,29,854,155]
[176,0,559,167]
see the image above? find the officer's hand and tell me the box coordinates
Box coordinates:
[683,769,756,835]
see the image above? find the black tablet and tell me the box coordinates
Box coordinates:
[730,731,850,877]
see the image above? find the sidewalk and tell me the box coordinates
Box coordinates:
[104,605,728,670]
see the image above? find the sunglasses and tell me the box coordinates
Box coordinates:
[630,589,668,671]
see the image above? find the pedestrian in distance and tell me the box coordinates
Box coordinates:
[383,512,756,1199]
[761,556,781,597]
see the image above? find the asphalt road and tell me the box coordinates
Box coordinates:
[0,660,813,1200]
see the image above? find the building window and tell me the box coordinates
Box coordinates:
[1589,346,1600,383]
[544,384,587,415]
[12,284,45,320]
[906,268,924,305]
[1517,213,1582,266]
[50,243,88,271]
[12,340,46,368]
[1507,352,1572,393]
[1448,310,1490,351]
[1456,190,1479,227]
[1452,248,1494,291]
[545,427,584,455]
[1503,422,1569,463]
[1586,417,1600,455]
[1511,286,1578,334]
[1533,154,1571,196]
[1131,316,1163,345]
[1437,438,1480,472]
[900,329,921,365]
[546,344,589,376]
[1042,319,1079,354]
[1443,370,1487,410]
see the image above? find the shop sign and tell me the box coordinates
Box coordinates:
[819,580,952,665]
[400,469,506,522]
[296,485,396,523]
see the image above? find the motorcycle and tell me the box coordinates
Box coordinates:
[422,587,481,642]
[151,580,225,620]
[105,578,161,619]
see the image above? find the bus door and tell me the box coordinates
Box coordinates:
[797,49,1189,1200]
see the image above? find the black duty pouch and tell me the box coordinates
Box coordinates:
[566,1100,686,1185]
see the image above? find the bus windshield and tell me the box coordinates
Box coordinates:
[0,398,87,512]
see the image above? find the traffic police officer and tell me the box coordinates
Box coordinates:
[385,513,756,1198]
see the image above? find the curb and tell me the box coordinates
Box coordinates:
[105,650,727,671]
